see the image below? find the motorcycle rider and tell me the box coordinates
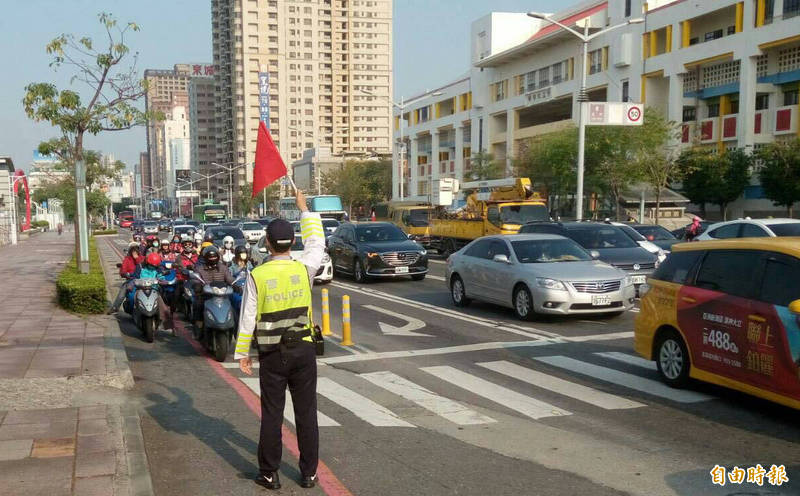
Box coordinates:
[106,243,141,314]
[230,245,253,277]
[133,252,174,333]
[145,234,160,254]
[192,246,235,328]
[193,232,203,252]
[159,239,177,262]
[170,234,182,253]
[220,235,236,266]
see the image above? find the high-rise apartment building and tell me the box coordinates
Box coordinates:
[212,0,393,197]
[189,75,218,200]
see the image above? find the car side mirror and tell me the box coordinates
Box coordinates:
[789,299,800,314]
[408,233,413,239]
[493,254,511,264]
[590,250,601,259]
[259,247,267,253]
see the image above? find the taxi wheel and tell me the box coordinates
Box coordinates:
[656,330,690,388]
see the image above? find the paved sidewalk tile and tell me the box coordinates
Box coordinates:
[31,438,75,458]
[0,421,76,441]
[75,450,116,478]
[74,476,114,496]
[0,439,33,461]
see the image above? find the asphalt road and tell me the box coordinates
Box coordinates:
[107,231,800,496]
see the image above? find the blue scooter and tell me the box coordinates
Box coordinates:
[188,271,237,362]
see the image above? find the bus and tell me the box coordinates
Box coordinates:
[308,195,346,221]
[118,210,134,228]
[278,197,301,221]
[193,203,226,222]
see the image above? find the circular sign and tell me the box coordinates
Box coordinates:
[627,106,642,122]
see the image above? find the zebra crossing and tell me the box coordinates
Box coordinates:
[233,351,715,429]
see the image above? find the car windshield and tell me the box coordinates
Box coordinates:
[291,236,304,251]
[144,221,158,227]
[768,223,800,236]
[566,226,638,249]
[512,239,592,263]
[500,205,550,225]
[617,224,647,241]
[634,225,676,240]
[404,209,431,227]
[208,227,244,240]
[257,218,273,226]
[174,226,195,234]
[355,224,407,242]
[241,222,262,230]
[322,219,340,229]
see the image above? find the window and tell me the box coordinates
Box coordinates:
[487,240,511,259]
[707,223,740,239]
[707,104,720,118]
[465,239,491,259]
[493,81,506,101]
[588,49,603,74]
[704,29,723,41]
[730,99,739,114]
[758,253,800,306]
[767,222,800,236]
[622,80,629,102]
[651,250,703,284]
[625,0,631,17]
[694,250,761,298]
[682,106,696,122]
[756,94,770,110]
[727,25,736,35]
[538,67,549,88]
[487,207,501,227]
[740,223,769,237]
[784,89,799,106]
[525,71,537,92]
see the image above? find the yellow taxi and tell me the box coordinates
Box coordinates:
[634,237,800,409]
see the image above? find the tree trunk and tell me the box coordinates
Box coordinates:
[654,188,661,225]
[788,205,794,218]
[614,192,622,221]
[720,203,727,221]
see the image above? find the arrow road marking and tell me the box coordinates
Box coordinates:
[362,305,432,337]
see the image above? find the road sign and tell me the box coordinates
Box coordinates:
[582,102,644,126]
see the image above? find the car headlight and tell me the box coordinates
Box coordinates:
[366,252,379,258]
[419,249,427,256]
[536,277,566,291]
[624,276,633,287]
[657,250,667,263]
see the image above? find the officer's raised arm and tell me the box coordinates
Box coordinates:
[295,189,325,282]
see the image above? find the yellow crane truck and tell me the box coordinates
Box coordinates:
[430,178,550,256]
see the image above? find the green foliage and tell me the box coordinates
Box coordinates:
[238,183,255,217]
[56,237,106,314]
[757,139,800,216]
[32,177,110,219]
[37,142,124,190]
[681,148,752,220]
[514,127,576,212]
[92,229,117,235]
[322,159,391,214]
[468,151,503,181]
[34,220,51,229]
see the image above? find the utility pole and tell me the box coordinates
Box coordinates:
[74,160,90,273]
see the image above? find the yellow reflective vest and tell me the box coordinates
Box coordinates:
[251,258,313,350]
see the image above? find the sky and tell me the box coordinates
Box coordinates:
[0,0,561,174]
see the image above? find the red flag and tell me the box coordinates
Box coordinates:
[252,120,287,198]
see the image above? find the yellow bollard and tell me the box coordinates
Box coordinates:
[340,295,353,346]
[321,289,332,336]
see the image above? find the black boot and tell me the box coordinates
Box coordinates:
[255,472,281,490]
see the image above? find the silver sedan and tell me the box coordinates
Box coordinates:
[445,234,636,320]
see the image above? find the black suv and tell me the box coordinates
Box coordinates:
[519,222,658,294]
[327,222,428,282]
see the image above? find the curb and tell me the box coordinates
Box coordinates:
[97,239,136,390]
[120,403,155,496]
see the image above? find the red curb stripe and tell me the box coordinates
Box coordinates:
[107,237,353,496]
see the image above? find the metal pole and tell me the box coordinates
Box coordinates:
[575,27,589,221]
[75,159,90,273]
[639,189,646,224]
[263,187,267,216]
[9,179,18,245]
[399,96,404,201]
[228,166,233,218]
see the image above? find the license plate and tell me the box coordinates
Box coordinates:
[632,275,647,285]
[395,266,409,274]
[592,295,611,306]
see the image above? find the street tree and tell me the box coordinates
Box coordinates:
[238,183,255,217]
[37,141,124,190]
[514,127,576,215]
[322,159,391,216]
[468,151,503,181]
[22,12,149,272]
[682,148,751,220]
[32,177,110,220]
[585,125,645,221]
[757,139,800,217]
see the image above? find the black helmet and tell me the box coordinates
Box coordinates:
[203,232,214,242]
[234,245,248,256]
[203,246,220,265]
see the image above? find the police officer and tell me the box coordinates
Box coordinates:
[235,188,325,490]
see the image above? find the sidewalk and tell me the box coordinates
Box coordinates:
[0,232,152,496]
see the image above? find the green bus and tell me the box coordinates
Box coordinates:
[193,203,226,222]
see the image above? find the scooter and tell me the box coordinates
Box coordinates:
[132,278,162,343]
[188,271,237,362]
[159,260,178,313]
[230,269,247,326]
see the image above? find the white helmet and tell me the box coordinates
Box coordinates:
[193,232,202,242]
[223,235,234,248]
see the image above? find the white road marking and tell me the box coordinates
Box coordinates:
[239,377,340,426]
[421,366,571,420]
[360,371,496,425]
[564,331,633,342]
[477,360,645,410]
[362,305,431,337]
[629,308,640,313]
[426,274,446,281]
[316,377,415,427]
[330,281,556,340]
[595,352,657,371]
[428,259,446,265]
[534,356,712,403]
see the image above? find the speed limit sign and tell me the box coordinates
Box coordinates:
[627,106,642,122]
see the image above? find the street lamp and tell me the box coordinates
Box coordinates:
[288,126,336,196]
[527,12,643,220]
[212,161,251,219]
[360,89,442,201]
[191,171,215,202]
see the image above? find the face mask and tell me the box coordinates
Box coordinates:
[239,253,247,260]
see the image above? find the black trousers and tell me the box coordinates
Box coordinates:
[257,343,319,477]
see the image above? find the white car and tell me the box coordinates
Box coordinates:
[609,222,668,262]
[238,221,265,243]
[292,234,333,283]
[696,218,800,240]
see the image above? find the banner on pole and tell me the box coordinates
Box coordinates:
[258,72,270,127]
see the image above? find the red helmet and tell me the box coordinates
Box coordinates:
[145,252,162,267]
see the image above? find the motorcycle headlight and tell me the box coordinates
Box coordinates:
[536,278,566,291]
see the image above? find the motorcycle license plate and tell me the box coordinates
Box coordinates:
[591,295,611,306]
[395,266,409,274]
